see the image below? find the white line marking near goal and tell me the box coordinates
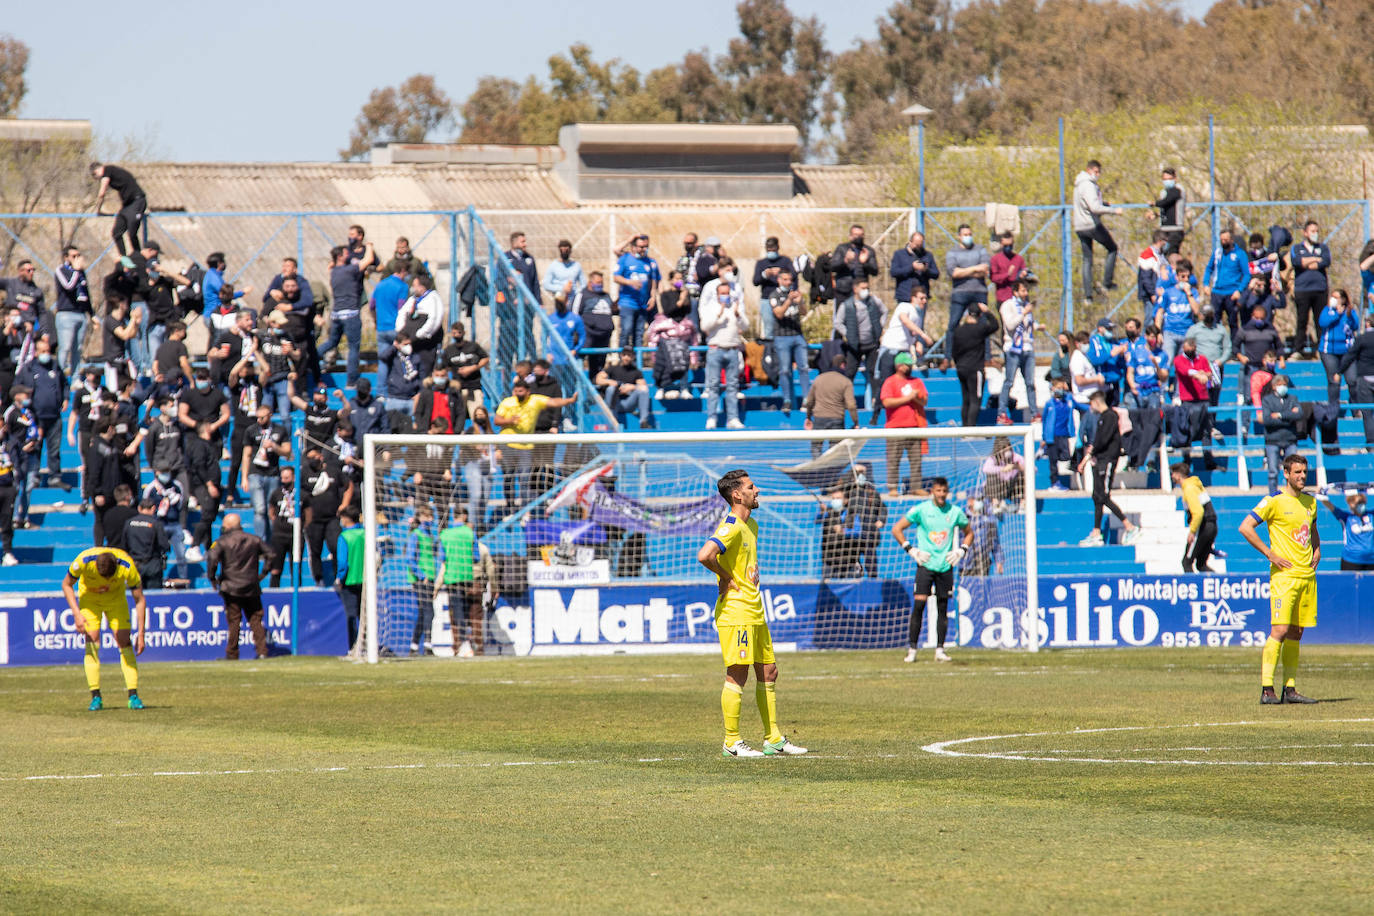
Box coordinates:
[921,719,1374,766]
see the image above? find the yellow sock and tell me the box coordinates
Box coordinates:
[756,681,782,744]
[84,641,100,692]
[721,682,743,745]
[1260,637,1281,688]
[119,646,138,692]
[1281,640,1300,689]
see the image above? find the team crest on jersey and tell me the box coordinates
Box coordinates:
[930,530,949,547]
[1293,524,1310,547]
[739,648,747,659]
[715,525,730,539]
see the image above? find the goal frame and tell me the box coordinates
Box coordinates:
[361,425,1039,662]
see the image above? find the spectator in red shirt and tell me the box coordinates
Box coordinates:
[879,352,928,497]
[988,230,1028,304]
[1173,338,1218,471]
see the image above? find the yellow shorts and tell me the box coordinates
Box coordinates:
[81,605,131,632]
[718,623,774,667]
[1270,575,1317,628]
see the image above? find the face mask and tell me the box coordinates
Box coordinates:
[434,375,449,386]
[1163,179,1176,189]
[720,271,735,283]
[1263,361,1275,372]
[672,280,683,289]
[858,290,870,301]
[766,251,779,261]
[854,472,867,485]
[1274,385,1289,397]
[196,380,210,391]
[1330,298,1341,309]
[1252,247,1264,258]
[1053,388,1067,399]
[1204,315,1215,325]
[1354,500,1367,515]
[1308,233,1319,243]
[828,497,843,511]
[1002,245,1014,256]
[258,416,270,427]
[308,458,323,471]
[398,344,413,356]
[314,397,327,407]
[15,399,28,409]
[1126,329,1138,340]
[589,284,603,293]
[37,352,52,365]
[156,472,171,484]
[852,237,864,248]
[1221,240,1233,250]
[1060,343,1070,353]
[960,236,974,249]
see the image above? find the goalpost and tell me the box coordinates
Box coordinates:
[361,426,1039,662]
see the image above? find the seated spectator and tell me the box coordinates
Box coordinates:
[981,435,1025,511]
[1235,302,1283,405]
[699,282,746,430]
[571,271,616,377]
[1260,373,1302,491]
[1317,289,1358,403]
[595,348,655,430]
[1317,485,1374,571]
[1184,306,1232,407]
[803,353,859,458]
[645,297,696,398]
[1041,378,1074,491]
[960,496,1004,576]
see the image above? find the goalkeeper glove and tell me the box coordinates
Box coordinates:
[948,545,967,565]
[904,543,932,564]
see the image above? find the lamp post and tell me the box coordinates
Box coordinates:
[903,102,933,235]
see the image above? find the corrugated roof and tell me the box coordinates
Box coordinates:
[791,165,901,208]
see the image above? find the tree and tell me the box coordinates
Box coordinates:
[0,34,28,117]
[457,77,524,144]
[341,74,455,161]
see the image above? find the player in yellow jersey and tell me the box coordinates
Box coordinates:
[1239,453,1320,705]
[697,469,807,758]
[62,547,148,711]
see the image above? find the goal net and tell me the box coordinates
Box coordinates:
[361,427,1038,661]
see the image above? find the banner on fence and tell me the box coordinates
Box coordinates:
[0,589,347,666]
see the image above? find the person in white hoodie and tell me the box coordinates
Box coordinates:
[699,282,746,430]
[1072,159,1124,304]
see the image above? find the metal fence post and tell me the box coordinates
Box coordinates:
[917,119,926,235]
[449,210,459,325]
[1208,114,1219,250]
[1058,117,1072,332]
[296,215,304,269]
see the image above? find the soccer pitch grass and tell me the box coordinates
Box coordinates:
[3,649,1374,913]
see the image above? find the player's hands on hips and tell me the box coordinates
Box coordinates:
[907,544,931,564]
[948,546,966,565]
[717,575,737,598]
[1270,553,1293,570]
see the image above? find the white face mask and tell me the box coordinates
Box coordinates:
[858,290,870,301]
[1273,385,1289,397]
[828,497,843,511]
[720,271,735,283]
[399,344,413,356]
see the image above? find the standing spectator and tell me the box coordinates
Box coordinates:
[1077,391,1140,546]
[1317,485,1374,571]
[258,312,298,421]
[210,309,256,388]
[14,337,67,489]
[595,348,655,429]
[1185,306,1233,407]
[0,259,47,332]
[943,224,991,363]
[66,367,104,513]
[988,230,1028,305]
[290,381,338,453]
[241,403,292,538]
[103,488,138,552]
[528,360,565,490]
[1338,325,1374,449]
[1086,318,1127,405]
[676,232,704,310]
[1042,378,1074,491]
[960,497,1004,576]
[1239,272,1281,326]
[830,224,878,302]
[879,353,928,496]
[1260,374,1302,492]
[645,294,697,398]
[90,162,145,258]
[1047,331,1073,386]
[127,394,189,530]
[1203,228,1249,335]
[1123,319,1165,410]
[769,269,810,415]
[1235,303,1284,405]
[185,421,221,559]
[135,245,189,367]
[53,246,92,375]
[571,272,616,377]
[889,231,940,328]
[832,277,885,409]
[1153,257,1202,361]
[877,288,933,392]
[207,514,275,660]
[752,236,791,331]
[266,465,298,587]
[122,500,170,589]
[395,274,445,376]
[493,378,577,507]
[405,420,457,521]
[415,365,467,435]
[613,234,659,348]
[380,332,425,427]
[263,257,315,316]
[951,302,998,427]
[151,321,192,395]
[369,262,409,397]
[224,347,266,507]
[1072,159,1124,303]
[179,367,231,467]
[543,239,585,303]
[1136,230,1169,310]
[1171,463,1218,573]
[142,466,188,582]
[345,224,369,266]
[441,322,489,416]
[700,281,747,430]
[200,253,251,336]
[1360,239,1374,318]
[803,353,859,457]
[334,505,364,652]
[1317,289,1359,403]
[304,446,353,585]
[1069,330,1104,449]
[698,257,741,334]
[384,237,429,282]
[506,232,539,302]
[842,463,887,577]
[997,281,1037,423]
[1146,167,1186,253]
[405,503,441,656]
[2,385,41,532]
[1175,337,1218,472]
[85,419,124,545]
[99,295,140,392]
[460,407,499,534]
[0,306,28,405]
[321,243,375,388]
[1290,220,1331,357]
[343,379,387,444]
[547,289,585,366]
[0,429,16,565]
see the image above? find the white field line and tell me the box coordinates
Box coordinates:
[922,719,1374,767]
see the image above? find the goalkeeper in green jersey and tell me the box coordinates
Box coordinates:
[891,476,972,663]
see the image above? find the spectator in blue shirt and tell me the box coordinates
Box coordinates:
[542,240,585,302]
[613,234,660,349]
[262,257,314,316]
[546,291,585,367]
[202,252,249,335]
[1086,318,1127,404]
[1290,219,1331,357]
[1123,318,1163,410]
[1202,228,1248,335]
[1041,377,1075,490]
[370,263,410,396]
[1152,256,1201,361]
[1317,289,1360,403]
[1319,485,1374,571]
[889,231,940,328]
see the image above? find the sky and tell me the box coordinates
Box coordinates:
[15,0,1215,163]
